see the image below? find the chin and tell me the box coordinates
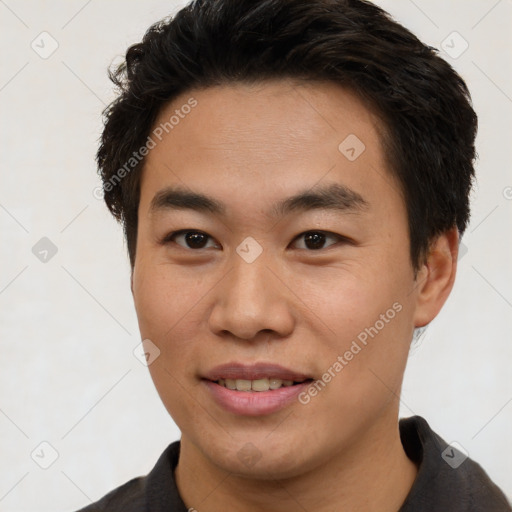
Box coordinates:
[204,437,322,481]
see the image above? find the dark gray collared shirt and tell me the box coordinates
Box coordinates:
[75,416,511,511]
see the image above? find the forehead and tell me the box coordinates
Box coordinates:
[150,79,383,155]
[138,80,399,218]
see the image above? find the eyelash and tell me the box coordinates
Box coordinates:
[160,229,349,251]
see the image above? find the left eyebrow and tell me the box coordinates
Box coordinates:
[148,182,369,219]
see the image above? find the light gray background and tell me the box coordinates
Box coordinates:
[1,1,511,510]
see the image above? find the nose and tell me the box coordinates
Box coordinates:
[208,250,295,342]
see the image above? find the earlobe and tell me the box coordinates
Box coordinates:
[412,227,459,328]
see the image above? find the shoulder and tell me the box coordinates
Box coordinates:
[74,476,147,512]
[72,441,184,512]
[399,416,511,511]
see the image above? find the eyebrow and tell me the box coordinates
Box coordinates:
[149,182,369,219]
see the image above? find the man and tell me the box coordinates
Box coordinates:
[77,0,511,510]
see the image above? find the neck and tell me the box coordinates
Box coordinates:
[175,411,418,512]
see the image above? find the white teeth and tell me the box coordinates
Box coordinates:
[225,379,237,390]
[216,377,300,391]
[251,378,270,391]
[235,379,252,391]
[269,378,283,389]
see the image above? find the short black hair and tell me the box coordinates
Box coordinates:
[97,0,478,272]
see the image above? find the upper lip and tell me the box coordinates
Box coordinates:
[202,362,313,382]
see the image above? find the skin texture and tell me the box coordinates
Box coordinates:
[131,80,459,512]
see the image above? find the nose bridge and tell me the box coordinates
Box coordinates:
[208,242,295,340]
[231,249,270,304]
[227,246,275,317]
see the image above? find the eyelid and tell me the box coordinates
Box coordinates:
[291,231,345,250]
[160,229,219,249]
[160,229,350,251]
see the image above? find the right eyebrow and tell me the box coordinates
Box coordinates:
[149,182,369,219]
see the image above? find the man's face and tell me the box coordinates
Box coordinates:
[132,80,423,478]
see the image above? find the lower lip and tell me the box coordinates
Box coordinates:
[203,380,311,416]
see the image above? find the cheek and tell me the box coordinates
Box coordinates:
[305,265,413,399]
[302,264,404,343]
[132,262,206,424]
[132,261,201,355]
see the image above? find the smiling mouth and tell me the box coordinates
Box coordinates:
[213,377,314,392]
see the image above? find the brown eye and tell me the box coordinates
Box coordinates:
[163,230,217,250]
[162,229,347,252]
[292,231,343,250]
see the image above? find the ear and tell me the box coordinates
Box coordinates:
[412,227,459,328]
